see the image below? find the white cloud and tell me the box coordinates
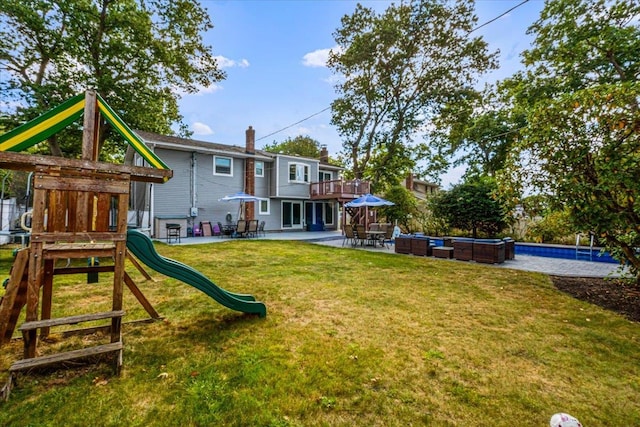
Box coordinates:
[302,46,341,68]
[323,74,343,85]
[192,122,214,135]
[197,83,223,94]
[214,55,250,69]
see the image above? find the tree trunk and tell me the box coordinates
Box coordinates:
[47,135,63,157]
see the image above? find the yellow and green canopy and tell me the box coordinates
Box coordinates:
[0,92,169,170]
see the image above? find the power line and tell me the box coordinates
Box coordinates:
[468,0,530,34]
[256,106,332,142]
[256,1,531,142]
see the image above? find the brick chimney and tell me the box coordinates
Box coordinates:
[245,126,256,219]
[245,126,255,154]
[319,144,329,164]
[406,173,414,191]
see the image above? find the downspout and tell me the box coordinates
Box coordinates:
[0,173,9,231]
[148,184,153,233]
[192,152,197,209]
[275,156,280,198]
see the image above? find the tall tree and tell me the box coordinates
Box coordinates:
[378,185,418,232]
[423,84,526,183]
[0,0,225,159]
[501,0,640,280]
[263,135,322,158]
[430,178,509,238]
[327,0,497,189]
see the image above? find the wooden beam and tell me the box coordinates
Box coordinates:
[81,90,100,162]
[10,342,123,372]
[0,151,172,183]
[124,272,160,319]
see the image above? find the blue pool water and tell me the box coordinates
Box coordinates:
[514,242,617,263]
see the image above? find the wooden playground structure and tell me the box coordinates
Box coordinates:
[0,91,172,398]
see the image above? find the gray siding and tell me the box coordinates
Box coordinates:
[153,149,193,218]
[152,152,284,232]
[193,154,245,224]
[134,138,343,234]
[276,155,317,198]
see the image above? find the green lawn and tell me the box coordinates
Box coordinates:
[1,240,638,426]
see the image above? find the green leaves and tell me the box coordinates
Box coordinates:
[263,136,322,159]
[0,0,225,158]
[430,178,509,238]
[502,0,640,280]
[328,0,498,188]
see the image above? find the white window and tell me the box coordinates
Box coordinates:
[289,163,309,183]
[255,161,264,177]
[214,156,232,176]
[319,171,332,181]
[259,199,270,215]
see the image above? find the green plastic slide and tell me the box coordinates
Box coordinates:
[126,229,266,317]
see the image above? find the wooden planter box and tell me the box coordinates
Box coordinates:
[503,238,515,260]
[453,238,474,261]
[395,236,412,254]
[410,237,431,256]
[473,239,506,264]
[432,246,454,259]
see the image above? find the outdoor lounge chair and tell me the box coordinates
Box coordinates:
[258,220,266,237]
[200,221,212,237]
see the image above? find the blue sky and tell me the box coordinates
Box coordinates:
[179,0,546,186]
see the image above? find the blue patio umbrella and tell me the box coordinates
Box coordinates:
[219,192,263,220]
[344,193,394,230]
[344,193,395,207]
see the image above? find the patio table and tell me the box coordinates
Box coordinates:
[365,230,386,247]
[222,224,236,237]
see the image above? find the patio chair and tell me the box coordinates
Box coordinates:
[235,220,247,238]
[212,222,222,237]
[258,220,266,237]
[247,219,259,238]
[342,224,357,247]
[354,224,367,246]
[218,221,230,238]
[382,224,394,249]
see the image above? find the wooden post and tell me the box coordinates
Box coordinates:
[39,260,54,338]
[81,90,100,162]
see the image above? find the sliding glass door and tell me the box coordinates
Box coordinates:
[282,201,303,229]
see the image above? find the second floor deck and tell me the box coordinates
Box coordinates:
[309,179,371,201]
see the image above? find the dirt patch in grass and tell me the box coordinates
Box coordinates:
[550,276,640,322]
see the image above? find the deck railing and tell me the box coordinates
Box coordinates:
[309,179,370,200]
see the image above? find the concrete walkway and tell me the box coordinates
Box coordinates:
[167,230,629,278]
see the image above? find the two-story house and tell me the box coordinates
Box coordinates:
[127,127,357,239]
